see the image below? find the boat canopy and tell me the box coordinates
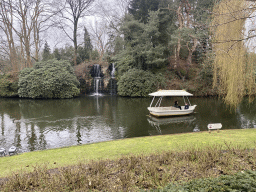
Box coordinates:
[149,90,193,97]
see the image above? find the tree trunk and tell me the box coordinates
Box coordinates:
[73,19,78,65]
[19,0,32,68]
[185,37,198,78]
[34,26,40,62]
[19,36,25,69]
[33,1,40,62]
[174,4,185,80]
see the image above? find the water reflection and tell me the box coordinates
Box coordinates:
[193,125,200,132]
[0,97,255,153]
[237,98,256,128]
[148,115,196,126]
[147,115,197,135]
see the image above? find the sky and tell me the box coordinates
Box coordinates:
[244,9,256,52]
[46,0,129,51]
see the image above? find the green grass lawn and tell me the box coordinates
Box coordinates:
[0,129,256,178]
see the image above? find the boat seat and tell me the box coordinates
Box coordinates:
[151,106,183,110]
[171,106,181,110]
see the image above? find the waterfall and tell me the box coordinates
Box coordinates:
[90,64,104,96]
[108,63,117,95]
[109,78,117,95]
[94,64,101,77]
[111,63,115,78]
[89,63,117,96]
[94,77,102,95]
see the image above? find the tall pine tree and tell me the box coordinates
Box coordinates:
[42,41,52,61]
[128,0,160,23]
[53,48,61,60]
[84,27,93,59]
[115,11,168,76]
[77,27,93,64]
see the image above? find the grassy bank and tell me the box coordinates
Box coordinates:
[0,129,256,191]
[0,129,256,178]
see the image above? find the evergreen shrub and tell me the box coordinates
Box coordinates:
[18,59,80,99]
[117,69,165,97]
[0,73,18,97]
[157,170,256,192]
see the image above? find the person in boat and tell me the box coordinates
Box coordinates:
[174,101,181,110]
[185,103,189,109]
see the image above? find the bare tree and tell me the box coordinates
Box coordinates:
[89,18,109,60]
[89,0,129,56]
[32,0,59,62]
[0,0,58,71]
[57,0,95,65]
[0,0,18,71]
[96,0,129,32]
[13,0,35,68]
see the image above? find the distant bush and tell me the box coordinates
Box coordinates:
[157,170,256,192]
[18,59,80,99]
[117,69,165,97]
[0,73,18,97]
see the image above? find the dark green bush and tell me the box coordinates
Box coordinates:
[117,69,165,97]
[0,73,18,97]
[18,59,80,99]
[156,170,256,192]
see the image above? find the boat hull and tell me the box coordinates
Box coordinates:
[147,105,196,117]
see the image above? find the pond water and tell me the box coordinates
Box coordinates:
[0,96,255,153]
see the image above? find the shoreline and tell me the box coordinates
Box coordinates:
[0,128,255,178]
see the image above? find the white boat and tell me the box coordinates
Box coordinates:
[147,90,197,117]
